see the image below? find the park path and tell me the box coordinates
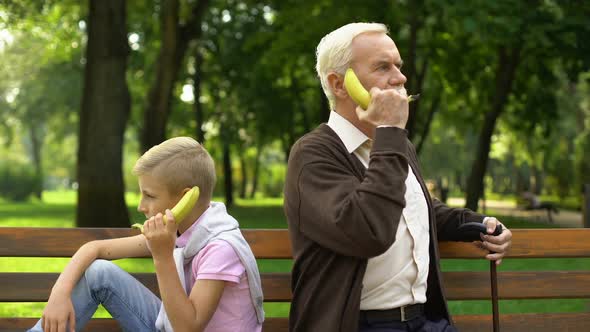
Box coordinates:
[447,198,584,228]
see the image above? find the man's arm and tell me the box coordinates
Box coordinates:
[431,197,486,241]
[287,127,410,258]
[432,198,512,264]
[42,234,150,331]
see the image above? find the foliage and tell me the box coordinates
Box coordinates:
[1,0,589,212]
[0,159,39,201]
[574,72,590,188]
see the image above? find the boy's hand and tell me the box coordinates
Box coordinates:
[143,210,177,261]
[42,291,75,332]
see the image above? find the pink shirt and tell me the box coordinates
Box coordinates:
[176,213,262,332]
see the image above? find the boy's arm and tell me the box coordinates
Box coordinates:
[146,211,226,332]
[43,235,150,331]
[52,234,149,295]
[154,257,225,332]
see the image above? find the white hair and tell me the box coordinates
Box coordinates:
[316,22,388,110]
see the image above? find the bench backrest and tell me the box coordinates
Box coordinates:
[1,228,589,331]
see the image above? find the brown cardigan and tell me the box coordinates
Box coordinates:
[284,124,485,332]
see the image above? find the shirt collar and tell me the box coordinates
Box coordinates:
[176,204,211,248]
[327,111,370,153]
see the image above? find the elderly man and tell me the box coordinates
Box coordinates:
[284,22,512,332]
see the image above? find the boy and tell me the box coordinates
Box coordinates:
[30,137,264,332]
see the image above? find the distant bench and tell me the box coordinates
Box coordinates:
[1,227,589,332]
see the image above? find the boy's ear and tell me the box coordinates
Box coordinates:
[180,187,191,197]
[327,72,347,99]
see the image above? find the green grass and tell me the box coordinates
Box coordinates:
[1,191,588,319]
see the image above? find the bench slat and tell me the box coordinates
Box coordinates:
[0,317,289,332]
[2,313,590,332]
[2,227,590,331]
[2,228,590,259]
[0,228,292,259]
[444,271,590,300]
[0,272,291,302]
[3,270,590,302]
[439,229,590,258]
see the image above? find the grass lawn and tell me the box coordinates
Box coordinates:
[1,191,588,319]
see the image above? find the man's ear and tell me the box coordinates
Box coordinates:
[327,72,348,99]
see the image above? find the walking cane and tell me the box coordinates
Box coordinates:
[457,222,503,332]
[490,259,500,332]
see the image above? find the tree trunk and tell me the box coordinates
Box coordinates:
[222,136,234,209]
[141,0,210,152]
[415,94,440,154]
[404,1,428,139]
[28,124,43,199]
[193,49,205,143]
[532,165,543,195]
[77,0,130,227]
[465,46,521,211]
[282,108,296,163]
[239,153,247,199]
[249,141,262,199]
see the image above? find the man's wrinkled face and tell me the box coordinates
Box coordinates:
[349,32,407,97]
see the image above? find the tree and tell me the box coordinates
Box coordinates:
[0,1,84,198]
[437,1,590,211]
[140,0,210,153]
[76,0,130,227]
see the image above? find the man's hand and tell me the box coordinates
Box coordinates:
[143,210,177,261]
[42,291,76,332]
[479,217,512,265]
[355,87,408,128]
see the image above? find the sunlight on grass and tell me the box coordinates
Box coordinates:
[234,197,284,207]
[42,191,78,205]
[0,303,111,319]
[449,299,589,315]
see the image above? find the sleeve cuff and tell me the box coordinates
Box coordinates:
[196,273,241,284]
[372,126,409,153]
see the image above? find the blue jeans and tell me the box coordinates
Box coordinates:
[29,259,162,332]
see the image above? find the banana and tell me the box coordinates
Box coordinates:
[132,186,200,232]
[344,68,371,110]
[343,68,419,109]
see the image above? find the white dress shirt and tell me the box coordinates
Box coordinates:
[327,111,430,310]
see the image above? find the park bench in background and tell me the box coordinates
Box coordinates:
[1,227,589,331]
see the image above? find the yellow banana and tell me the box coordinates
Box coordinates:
[344,68,371,110]
[343,68,419,109]
[132,186,200,232]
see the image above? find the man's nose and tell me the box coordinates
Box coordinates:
[389,67,407,86]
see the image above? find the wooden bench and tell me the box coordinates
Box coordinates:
[1,227,589,331]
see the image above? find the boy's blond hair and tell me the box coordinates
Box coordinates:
[133,137,216,203]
